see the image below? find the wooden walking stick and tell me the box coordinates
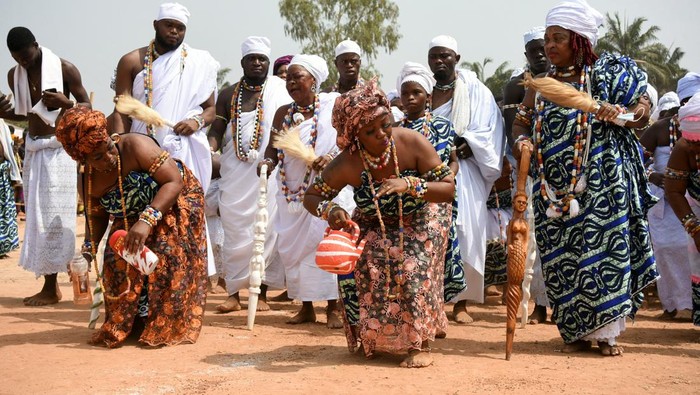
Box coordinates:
[247,163,269,330]
[505,144,531,360]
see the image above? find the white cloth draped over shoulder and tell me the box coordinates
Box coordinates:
[219,76,291,294]
[131,43,219,193]
[433,69,505,303]
[19,136,76,276]
[648,146,693,312]
[13,46,63,127]
[275,92,344,301]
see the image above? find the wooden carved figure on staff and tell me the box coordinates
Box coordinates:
[505,145,530,361]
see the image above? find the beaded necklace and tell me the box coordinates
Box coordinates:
[534,65,591,218]
[242,79,264,92]
[434,78,456,91]
[143,40,187,137]
[278,95,320,211]
[669,114,679,151]
[402,110,432,138]
[360,137,404,299]
[360,142,392,170]
[231,78,267,162]
[552,64,577,78]
[86,145,131,301]
[332,77,364,92]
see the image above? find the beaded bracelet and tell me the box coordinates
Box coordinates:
[680,213,697,226]
[139,205,163,227]
[403,176,427,198]
[422,163,452,181]
[665,167,691,180]
[515,112,533,128]
[684,216,700,232]
[312,175,340,199]
[215,114,228,123]
[316,200,340,220]
[514,134,532,145]
[690,223,700,237]
[148,151,171,176]
[190,114,206,130]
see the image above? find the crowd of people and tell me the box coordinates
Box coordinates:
[0,0,698,366]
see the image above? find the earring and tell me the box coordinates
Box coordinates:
[312,82,317,92]
[110,133,121,143]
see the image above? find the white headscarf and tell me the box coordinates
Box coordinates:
[396,62,436,94]
[335,39,362,58]
[385,90,399,102]
[679,93,700,140]
[241,36,271,58]
[523,26,546,46]
[157,2,190,26]
[677,72,700,101]
[545,0,604,47]
[651,91,680,121]
[429,35,459,54]
[646,84,658,112]
[289,54,329,92]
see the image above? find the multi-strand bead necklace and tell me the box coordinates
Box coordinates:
[278,95,319,212]
[669,114,680,150]
[534,65,591,218]
[143,40,187,138]
[231,78,267,162]
[359,137,404,299]
[86,143,131,301]
[402,110,432,138]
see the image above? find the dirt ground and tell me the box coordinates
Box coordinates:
[0,217,698,395]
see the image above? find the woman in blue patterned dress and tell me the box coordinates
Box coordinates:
[396,62,466,306]
[512,0,658,356]
[665,92,700,328]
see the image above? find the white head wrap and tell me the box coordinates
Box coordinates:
[646,84,658,112]
[157,2,190,26]
[396,62,436,94]
[523,26,546,46]
[679,93,700,140]
[289,54,329,92]
[511,67,525,80]
[677,72,700,101]
[241,36,271,58]
[429,35,459,54]
[545,0,604,47]
[651,91,680,121]
[335,39,362,58]
[385,90,399,102]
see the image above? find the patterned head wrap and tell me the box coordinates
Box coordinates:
[273,54,293,75]
[332,78,390,153]
[55,106,110,162]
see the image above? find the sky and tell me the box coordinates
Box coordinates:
[1,0,697,113]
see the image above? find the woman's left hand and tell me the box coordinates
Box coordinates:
[124,221,152,255]
[376,177,409,198]
[596,101,623,123]
[311,154,333,171]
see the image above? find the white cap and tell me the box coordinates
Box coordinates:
[429,35,458,54]
[241,36,271,58]
[335,39,362,58]
[157,2,190,26]
[523,26,545,46]
[290,54,329,92]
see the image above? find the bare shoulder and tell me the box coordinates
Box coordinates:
[503,75,525,104]
[117,47,146,69]
[217,84,237,104]
[273,103,292,126]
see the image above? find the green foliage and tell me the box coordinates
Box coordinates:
[460,58,514,101]
[278,0,401,88]
[596,13,686,93]
[217,67,232,90]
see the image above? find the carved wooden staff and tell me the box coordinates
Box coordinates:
[505,145,531,360]
[247,163,269,330]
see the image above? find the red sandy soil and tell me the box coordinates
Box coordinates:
[0,216,698,394]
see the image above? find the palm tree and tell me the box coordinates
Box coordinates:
[217,67,232,90]
[596,13,686,93]
[460,58,513,100]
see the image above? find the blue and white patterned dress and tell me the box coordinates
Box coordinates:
[530,53,659,343]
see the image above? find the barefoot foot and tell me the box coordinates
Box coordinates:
[23,290,61,306]
[216,295,241,313]
[326,308,343,329]
[256,299,271,312]
[270,290,292,302]
[598,341,623,356]
[485,285,502,297]
[528,305,548,325]
[561,339,592,353]
[400,349,433,368]
[657,309,677,321]
[452,301,473,324]
[287,303,316,324]
[210,278,227,294]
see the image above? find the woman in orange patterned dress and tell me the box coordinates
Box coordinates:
[56,107,207,348]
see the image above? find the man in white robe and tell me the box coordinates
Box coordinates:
[0,27,90,306]
[208,36,291,313]
[112,3,219,275]
[428,35,505,323]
